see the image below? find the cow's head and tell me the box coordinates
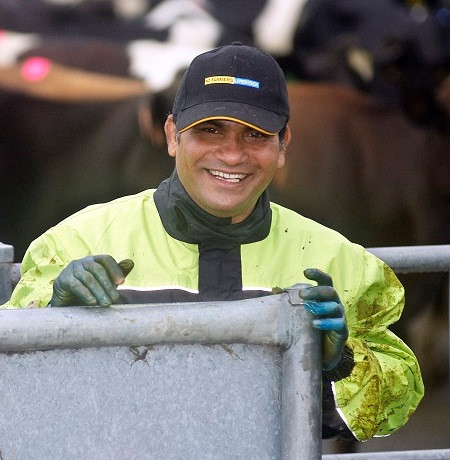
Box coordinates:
[290,0,450,130]
[372,37,449,130]
[345,1,450,130]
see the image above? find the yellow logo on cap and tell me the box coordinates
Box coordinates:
[205,76,234,85]
[205,76,260,89]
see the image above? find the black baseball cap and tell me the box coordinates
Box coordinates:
[172,42,290,135]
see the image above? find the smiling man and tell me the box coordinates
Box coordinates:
[4,43,423,443]
[164,42,290,224]
[164,118,288,222]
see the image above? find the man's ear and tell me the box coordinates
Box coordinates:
[164,115,178,158]
[281,124,291,151]
[277,125,291,169]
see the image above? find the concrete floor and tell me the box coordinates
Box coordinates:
[322,379,450,455]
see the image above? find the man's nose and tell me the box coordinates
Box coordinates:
[217,135,248,164]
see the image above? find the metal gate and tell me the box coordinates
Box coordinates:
[0,265,321,459]
[0,241,449,459]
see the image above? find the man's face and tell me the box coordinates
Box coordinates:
[165,116,290,223]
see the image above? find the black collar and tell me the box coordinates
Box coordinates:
[153,169,272,245]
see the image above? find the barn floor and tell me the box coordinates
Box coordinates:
[322,379,450,454]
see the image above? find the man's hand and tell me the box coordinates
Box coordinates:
[300,268,348,371]
[50,255,134,307]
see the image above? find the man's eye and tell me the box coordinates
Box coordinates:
[196,126,219,134]
[246,130,267,139]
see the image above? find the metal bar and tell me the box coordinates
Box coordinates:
[323,448,450,459]
[282,288,322,460]
[0,241,14,304]
[0,294,293,352]
[367,245,450,273]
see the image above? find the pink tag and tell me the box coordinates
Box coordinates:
[21,57,52,82]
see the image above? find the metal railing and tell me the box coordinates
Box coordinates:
[0,241,14,304]
[368,245,450,274]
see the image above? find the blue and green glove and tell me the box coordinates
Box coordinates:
[300,268,349,371]
[50,255,134,307]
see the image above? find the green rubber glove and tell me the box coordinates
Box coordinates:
[50,255,134,307]
[300,268,348,371]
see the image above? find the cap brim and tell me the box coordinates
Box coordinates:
[175,101,287,135]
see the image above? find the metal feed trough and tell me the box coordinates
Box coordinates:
[0,241,449,459]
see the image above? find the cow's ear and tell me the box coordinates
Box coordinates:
[164,115,178,157]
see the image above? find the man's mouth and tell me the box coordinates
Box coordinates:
[208,170,248,183]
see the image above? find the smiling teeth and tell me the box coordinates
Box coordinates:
[209,170,246,182]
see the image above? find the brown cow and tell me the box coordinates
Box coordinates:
[273,81,450,249]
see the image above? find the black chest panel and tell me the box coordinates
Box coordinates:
[118,242,271,304]
[198,242,242,301]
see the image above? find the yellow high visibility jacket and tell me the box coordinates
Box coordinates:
[3,183,423,441]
